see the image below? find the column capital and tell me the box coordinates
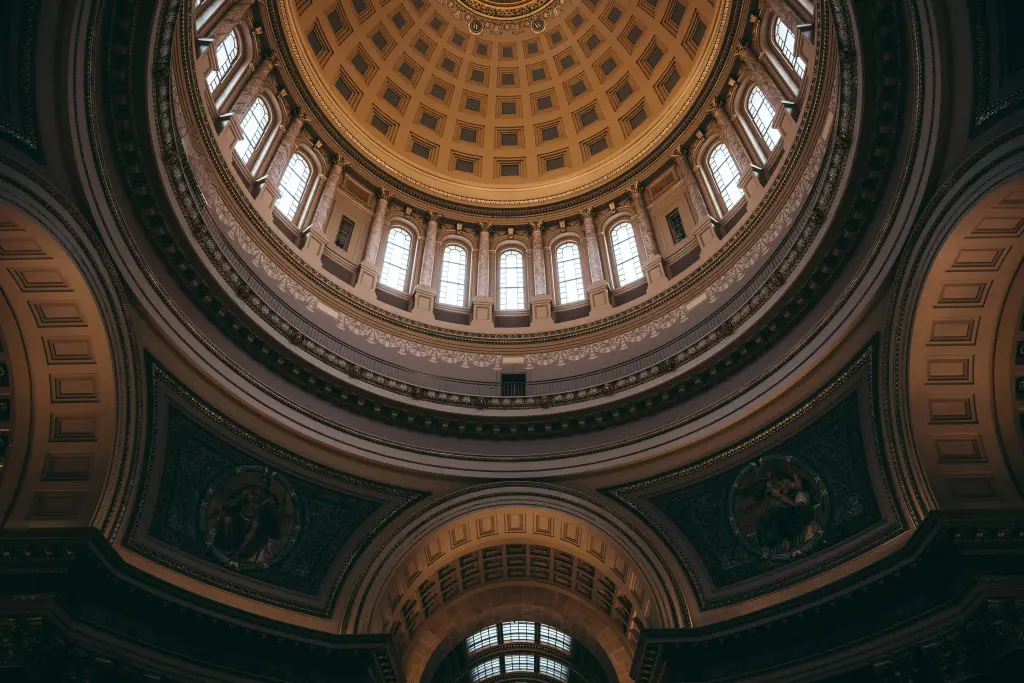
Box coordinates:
[580,206,594,220]
[628,181,644,200]
[529,219,544,231]
[427,210,442,224]
[376,188,392,203]
[478,221,493,234]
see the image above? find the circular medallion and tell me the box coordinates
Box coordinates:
[728,456,830,561]
[531,17,546,33]
[469,18,484,34]
[200,465,300,570]
[442,0,567,34]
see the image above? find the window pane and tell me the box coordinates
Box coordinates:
[538,657,569,681]
[438,244,468,306]
[274,153,311,220]
[206,30,239,91]
[471,658,501,681]
[774,18,806,77]
[233,97,270,163]
[498,251,526,311]
[379,228,413,291]
[466,625,499,653]
[555,242,585,304]
[539,624,572,653]
[708,143,744,211]
[610,222,643,287]
[746,86,781,150]
[504,654,534,673]
[501,620,534,643]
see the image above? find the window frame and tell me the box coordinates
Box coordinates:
[497,249,527,312]
[706,142,745,213]
[554,240,586,305]
[744,85,782,153]
[772,17,806,79]
[233,96,271,165]
[608,221,644,289]
[273,152,313,222]
[378,226,415,293]
[437,242,470,307]
[205,30,240,94]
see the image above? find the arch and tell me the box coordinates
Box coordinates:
[438,242,469,307]
[772,16,806,79]
[745,85,782,152]
[0,200,128,534]
[498,248,526,311]
[379,226,414,292]
[554,241,585,305]
[608,222,643,288]
[204,29,239,93]
[706,142,744,212]
[273,152,312,221]
[411,584,629,683]
[233,96,270,164]
[903,175,1024,511]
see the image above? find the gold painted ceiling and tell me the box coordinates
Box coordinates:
[283,0,729,205]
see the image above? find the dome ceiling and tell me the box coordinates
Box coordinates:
[283,0,730,205]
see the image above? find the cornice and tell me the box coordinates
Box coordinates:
[87,0,915,457]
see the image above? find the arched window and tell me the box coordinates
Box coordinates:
[274,153,311,220]
[708,143,744,211]
[205,30,239,92]
[555,242,585,304]
[438,244,468,306]
[609,222,643,287]
[773,18,806,78]
[233,97,270,163]
[498,250,526,311]
[379,227,413,291]
[746,86,782,150]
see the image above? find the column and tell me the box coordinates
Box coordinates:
[529,221,552,324]
[413,212,440,314]
[673,148,718,248]
[300,157,343,260]
[629,183,666,287]
[206,0,255,42]
[711,105,755,176]
[262,111,304,193]
[581,208,611,311]
[356,190,390,291]
[471,223,493,326]
[230,54,275,121]
[736,44,788,117]
[530,221,547,296]
[418,212,440,287]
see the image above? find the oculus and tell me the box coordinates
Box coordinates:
[728,455,830,561]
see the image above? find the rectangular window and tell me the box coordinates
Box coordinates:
[607,7,623,24]
[335,216,355,250]
[471,659,501,682]
[615,81,634,103]
[501,373,527,397]
[420,111,438,130]
[398,61,416,80]
[504,654,534,673]
[502,621,535,643]
[467,625,499,653]
[601,57,617,75]
[501,71,516,85]
[430,83,448,100]
[666,208,685,243]
[539,625,572,653]
[560,54,576,70]
[411,141,432,158]
[499,163,520,177]
[569,80,587,97]
[579,107,598,127]
[460,127,478,143]
[465,97,482,112]
[538,658,569,682]
[383,88,401,108]
[471,68,485,82]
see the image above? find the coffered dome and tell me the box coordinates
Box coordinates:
[279,0,731,205]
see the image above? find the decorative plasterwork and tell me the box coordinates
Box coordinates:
[440,0,568,35]
[606,342,905,609]
[126,358,425,617]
